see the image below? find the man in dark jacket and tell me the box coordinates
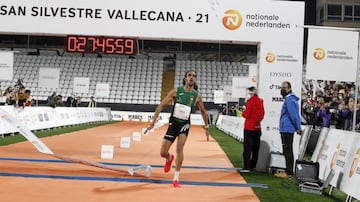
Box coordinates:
[275,81,302,178]
[242,86,265,171]
[47,92,57,108]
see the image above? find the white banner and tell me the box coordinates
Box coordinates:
[297,125,312,160]
[38,68,60,89]
[111,111,168,122]
[257,41,303,171]
[0,108,54,154]
[110,111,205,125]
[215,115,303,164]
[0,0,304,42]
[311,127,330,162]
[310,128,360,199]
[223,85,238,102]
[216,115,244,141]
[95,83,110,97]
[327,130,356,187]
[231,78,247,99]
[0,106,111,134]
[231,64,258,98]
[316,129,343,180]
[73,77,90,94]
[0,51,13,80]
[340,136,360,199]
[306,29,359,82]
[213,90,226,104]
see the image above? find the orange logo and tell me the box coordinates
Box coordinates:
[349,148,360,178]
[313,48,325,60]
[330,144,341,169]
[265,53,276,63]
[222,10,242,30]
[251,76,257,83]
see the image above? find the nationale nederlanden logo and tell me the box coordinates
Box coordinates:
[313,48,325,60]
[251,76,257,83]
[349,148,360,178]
[222,10,242,30]
[265,52,276,63]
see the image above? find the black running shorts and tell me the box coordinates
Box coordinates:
[164,119,190,143]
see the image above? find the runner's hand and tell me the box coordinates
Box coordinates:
[205,128,209,141]
[144,123,154,135]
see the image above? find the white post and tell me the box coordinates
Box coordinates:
[352,32,360,131]
[36,85,39,107]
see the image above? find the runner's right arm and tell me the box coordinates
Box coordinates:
[145,88,176,133]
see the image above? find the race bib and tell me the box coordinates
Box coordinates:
[173,103,191,120]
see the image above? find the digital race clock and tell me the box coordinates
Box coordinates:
[66,35,136,55]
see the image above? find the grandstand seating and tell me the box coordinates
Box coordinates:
[174,60,249,102]
[3,52,254,104]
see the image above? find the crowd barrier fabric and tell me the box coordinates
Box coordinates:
[0,107,149,176]
[311,128,360,200]
[0,106,112,135]
[110,111,205,125]
[216,115,311,173]
[216,115,244,141]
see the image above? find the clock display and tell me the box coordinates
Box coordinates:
[66,35,136,55]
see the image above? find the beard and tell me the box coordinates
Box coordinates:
[186,79,195,86]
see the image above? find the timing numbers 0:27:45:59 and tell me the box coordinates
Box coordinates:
[66,36,136,55]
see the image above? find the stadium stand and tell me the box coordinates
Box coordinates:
[10,53,163,105]
[2,50,254,107]
[174,60,249,102]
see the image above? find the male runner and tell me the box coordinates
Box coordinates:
[145,70,209,188]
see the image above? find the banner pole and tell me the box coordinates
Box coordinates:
[296,25,360,32]
[352,31,360,131]
[36,85,39,107]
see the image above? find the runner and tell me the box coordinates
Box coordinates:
[145,70,209,188]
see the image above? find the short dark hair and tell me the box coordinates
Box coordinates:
[283,81,292,89]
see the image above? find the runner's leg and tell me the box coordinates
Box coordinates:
[172,133,187,187]
[160,139,173,159]
[175,133,187,172]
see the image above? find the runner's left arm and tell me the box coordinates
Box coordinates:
[196,94,210,139]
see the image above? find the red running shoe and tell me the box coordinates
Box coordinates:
[164,154,174,173]
[173,180,181,188]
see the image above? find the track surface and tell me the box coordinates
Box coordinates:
[0,122,259,202]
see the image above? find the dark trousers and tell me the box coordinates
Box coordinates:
[280,132,294,175]
[243,130,261,170]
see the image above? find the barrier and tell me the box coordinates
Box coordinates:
[110,111,205,125]
[216,115,310,174]
[2,106,223,135]
[0,106,112,135]
[216,115,360,199]
[311,128,360,200]
[0,107,151,177]
[216,114,244,141]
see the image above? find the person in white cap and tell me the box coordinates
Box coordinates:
[242,86,265,171]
